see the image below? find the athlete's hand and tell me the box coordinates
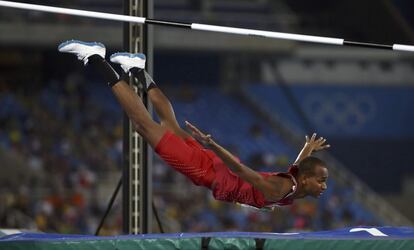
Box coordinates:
[185,121,214,145]
[305,133,330,152]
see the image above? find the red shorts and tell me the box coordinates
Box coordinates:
[154,131,216,188]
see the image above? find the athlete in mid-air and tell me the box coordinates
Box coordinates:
[58,40,329,210]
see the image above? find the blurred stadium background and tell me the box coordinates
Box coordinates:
[1,0,414,235]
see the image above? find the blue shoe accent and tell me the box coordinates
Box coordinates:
[110,52,146,72]
[110,52,146,60]
[58,40,105,50]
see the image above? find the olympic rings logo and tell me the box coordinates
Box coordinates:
[303,93,376,133]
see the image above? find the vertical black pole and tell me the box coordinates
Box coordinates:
[122,0,153,234]
[122,0,131,234]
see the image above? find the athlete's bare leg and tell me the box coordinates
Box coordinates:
[109,53,191,139]
[147,86,191,139]
[110,80,166,147]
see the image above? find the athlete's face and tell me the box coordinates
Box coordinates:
[303,165,328,198]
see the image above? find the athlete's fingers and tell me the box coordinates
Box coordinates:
[185,121,202,134]
[318,138,326,145]
[316,144,330,151]
[305,135,309,142]
[191,131,200,138]
[311,133,316,141]
[186,121,213,144]
[185,120,195,130]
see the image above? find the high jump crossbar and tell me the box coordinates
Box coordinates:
[0,0,414,52]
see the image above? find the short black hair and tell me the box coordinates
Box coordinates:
[297,156,327,177]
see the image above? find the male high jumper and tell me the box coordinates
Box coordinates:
[58,40,329,210]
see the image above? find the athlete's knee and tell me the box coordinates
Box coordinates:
[160,122,190,139]
[160,121,176,132]
[132,122,145,134]
[133,118,155,132]
[133,121,166,147]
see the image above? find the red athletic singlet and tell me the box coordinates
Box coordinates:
[212,158,298,209]
[155,131,298,209]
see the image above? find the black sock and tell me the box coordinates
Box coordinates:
[88,55,120,87]
[130,67,157,91]
[120,71,130,83]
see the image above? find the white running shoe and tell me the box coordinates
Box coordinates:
[110,52,146,73]
[58,40,105,65]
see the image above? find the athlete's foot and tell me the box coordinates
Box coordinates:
[58,40,106,65]
[110,52,146,73]
[110,53,157,90]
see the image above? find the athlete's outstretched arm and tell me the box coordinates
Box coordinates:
[185,121,285,200]
[293,133,330,165]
